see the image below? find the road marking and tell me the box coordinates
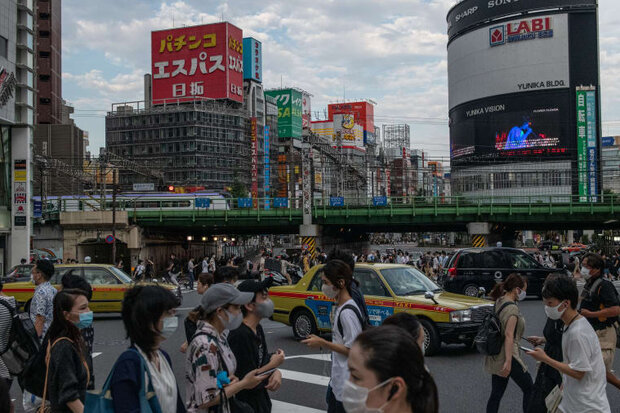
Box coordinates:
[271,400,325,413]
[286,353,331,362]
[92,352,102,359]
[279,369,330,387]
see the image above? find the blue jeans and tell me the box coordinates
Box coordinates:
[188,270,194,289]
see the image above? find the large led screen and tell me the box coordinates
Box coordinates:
[449,90,573,166]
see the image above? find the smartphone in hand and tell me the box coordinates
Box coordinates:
[257,368,276,377]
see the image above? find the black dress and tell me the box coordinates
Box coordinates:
[527,318,564,413]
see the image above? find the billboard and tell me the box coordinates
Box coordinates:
[448,14,569,110]
[243,37,262,83]
[328,102,374,135]
[450,90,572,166]
[264,125,271,209]
[251,118,258,201]
[602,136,620,147]
[576,88,598,201]
[333,114,365,152]
[264,89,303,138]
[151,22,244,104]
[446,0,596,40]
[302,92,312,130]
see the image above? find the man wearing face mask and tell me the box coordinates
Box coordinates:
[228,278,286,413]
[527,275,611,413]
[577,253,620,389]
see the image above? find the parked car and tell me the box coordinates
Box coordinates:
[438,248,567,298]
[3,264,34,283]
[2,264,182,312]
[269,263,493,356]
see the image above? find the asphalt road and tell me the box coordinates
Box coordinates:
[11,289,620,413]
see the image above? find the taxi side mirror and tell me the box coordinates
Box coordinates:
[424,291,439,305]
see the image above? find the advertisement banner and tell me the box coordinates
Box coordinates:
[243,37,262,83]
[576,90,588,202]
[585,89,598,200]
[447,0,596,40]
[264,89,303,138]
[302,92,312,129]
[333,114,365,152]
[151,22,244,104]
[264,125,270,210]
[251,118,259,205]
[448,14,569,110]
[328,102,374,136]
[602,136,620,147]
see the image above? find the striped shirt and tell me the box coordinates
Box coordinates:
[0,295,16,379]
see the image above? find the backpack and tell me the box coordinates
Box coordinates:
[0,299,41,376]
[336,303,371,338]
[350,282,370,325]
[578,278,620,348]
[474,301,516,356]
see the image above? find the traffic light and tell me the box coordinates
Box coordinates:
[167,185,175,192]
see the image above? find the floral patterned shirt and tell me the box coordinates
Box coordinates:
[186,321,237,413]
[29,281,57,340]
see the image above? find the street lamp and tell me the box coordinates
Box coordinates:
[201,236,207,242]
[223,237,228,242]
[187,236,194,241]
[213,236,218,241]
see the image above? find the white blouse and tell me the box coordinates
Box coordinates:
[137,346,178,412]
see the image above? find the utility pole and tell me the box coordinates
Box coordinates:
[112,168,117,264]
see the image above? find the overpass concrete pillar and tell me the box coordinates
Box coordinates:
[300,224,320,260]
[467,222,490,248]
[567,231,574,244]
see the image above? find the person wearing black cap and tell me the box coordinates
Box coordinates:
[185,283,268,413]
[228,278,285,413]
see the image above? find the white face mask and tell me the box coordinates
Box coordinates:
[161,316,178,339]
[581,267,591,280]
[342,378,394,413]
[544,302,566,320]
[322,284,339,299]
[517,289,527,301]
[219,309,243,331]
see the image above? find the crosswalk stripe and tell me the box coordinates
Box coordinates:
[286,353,331,362]
[279,369,330,387]
[271,400,325,413]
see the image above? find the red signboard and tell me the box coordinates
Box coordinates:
[151,22,243,104]
[328,101,374,133]
[251,117,259,202]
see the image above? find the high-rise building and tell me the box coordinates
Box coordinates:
[35,0,62,124]
[0,0,36,269]
[601,136,620,194]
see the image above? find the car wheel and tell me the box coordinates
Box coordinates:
[463,284,479,297]
[419,319,441,357]
[291,309,318,339]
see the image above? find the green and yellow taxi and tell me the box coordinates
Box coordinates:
[269,264,493,355]
[3,264,181,313]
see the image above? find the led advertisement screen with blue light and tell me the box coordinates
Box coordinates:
[449,90,572,166]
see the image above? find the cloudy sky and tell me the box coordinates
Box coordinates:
[62,0,620,162]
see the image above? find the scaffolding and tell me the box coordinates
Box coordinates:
[382,124,411,150]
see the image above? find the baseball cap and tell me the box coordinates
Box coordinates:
[237,277,273,294]
[200,283,253,313]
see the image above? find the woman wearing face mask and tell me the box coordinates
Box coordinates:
[302,260,364,413]
[485,273,533,413]
[344,325,438,413]
[109,285,186,413]
[45,289,93,413]
[180,272,214,353]
[185,282,268,413]
[228,278,286,413]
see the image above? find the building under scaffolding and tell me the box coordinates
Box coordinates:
[105,98,248,191]
[382,124,411,160]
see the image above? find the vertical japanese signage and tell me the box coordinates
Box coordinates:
[264,89,303,138]
[251,118,259,204]
[151,22,243,104]
[242,37,262,83]
[576,87,598,202]
[13,160,27,226]
[264,125,270,210]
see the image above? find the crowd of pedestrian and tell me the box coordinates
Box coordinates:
[0,247,619,413]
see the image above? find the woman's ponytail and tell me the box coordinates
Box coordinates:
[489,273,525,301]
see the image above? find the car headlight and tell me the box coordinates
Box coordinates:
[450,309,472,323]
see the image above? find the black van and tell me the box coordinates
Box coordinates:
[437,248,565,297]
